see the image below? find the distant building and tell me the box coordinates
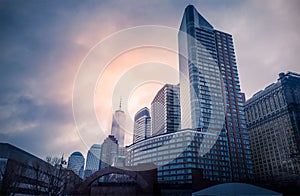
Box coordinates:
[151,84,181,136]
[0,143,81,195]
[99,135,118,169]
[111,103,126,147]
[84,144,101,179]
[67,152,85,179]
[245,72,300,183]
[133,107,151,143]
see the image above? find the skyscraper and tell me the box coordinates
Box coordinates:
[99,135,118,169]
[133,107,151,143]
[151,84,181,136]
[111,102,126,147]
[178,5,252,181]
[84,144,101,178]
[67,151,85,179]
[245,72,300,183]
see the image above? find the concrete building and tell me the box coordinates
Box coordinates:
[245,72,300,183]
[84,144,101,179]
[133,107,151,143]
[151,84,181,136]
[67,152,85,179]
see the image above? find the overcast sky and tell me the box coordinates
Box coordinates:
[1,0,299,161]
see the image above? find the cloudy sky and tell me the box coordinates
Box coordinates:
[1,0,299,161]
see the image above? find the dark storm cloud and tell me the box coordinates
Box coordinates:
[0,0,299,159]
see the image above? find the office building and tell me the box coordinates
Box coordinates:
[151,84,181,136]
[127,129,231,184]
[67,151,85,179]
[133,107,151,143]
[245,72,300,182]
[178,5,253,181]
[111,103,126,147]
[84,144,101,178]
[99,135,119,169]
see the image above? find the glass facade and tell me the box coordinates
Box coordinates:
[178,5,253,182]
[127,129,231,184]
[84,144,101,178]
[111,109,126,147]
[151,84,181,135]
[133,107,151,143]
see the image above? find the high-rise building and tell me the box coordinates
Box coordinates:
[245,72,300,183]
[178,5,253,181]
[99,135,119,169]
[84,144,101,179]
[111,102,126,147]
[67,151,85,179]
[133,107,151,143]
[151,84,181,136]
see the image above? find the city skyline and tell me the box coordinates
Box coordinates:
[1,0,300,160]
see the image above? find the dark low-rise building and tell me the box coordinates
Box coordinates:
[0,143,81,195]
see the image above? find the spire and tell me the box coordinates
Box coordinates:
[119,97,122,110]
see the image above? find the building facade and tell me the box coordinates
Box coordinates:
[151,84,181,136]
[178,5,253,181]
[84,144,101,178]
[133,107,151,143]
[245,72,300,182]
[127,129,231,184]
[99,135,119,169]
[67,152,85,179]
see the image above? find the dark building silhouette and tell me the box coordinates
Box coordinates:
[0,143,81,195]
[245,72,300,183]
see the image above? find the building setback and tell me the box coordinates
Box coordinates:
[151,84,181,136]
[245,72,300,182]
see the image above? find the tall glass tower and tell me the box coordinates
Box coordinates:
[111,102,126,147]
[133,107,151,143]
[151,84,181,136]
[178,5,253,181]
[84,144,101,178]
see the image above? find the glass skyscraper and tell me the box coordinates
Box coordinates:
[178,5,253,181]
[111,105,126,147]
[133,107,151,143]
[67,151,85,179]
[84,144,101,178]
[151,84,181,136]
[127,4,253,184]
